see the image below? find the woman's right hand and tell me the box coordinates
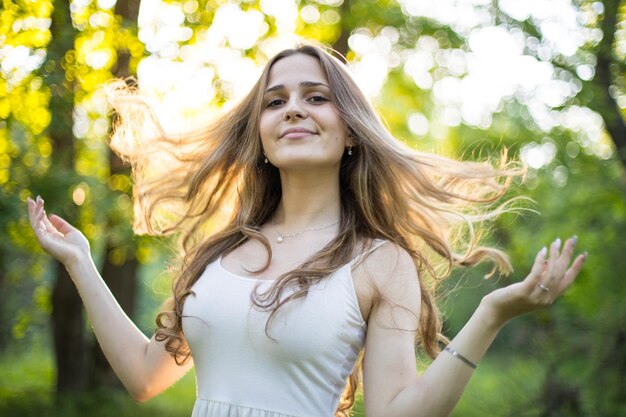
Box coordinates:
[27,195,91,269]
[479,236,585,328]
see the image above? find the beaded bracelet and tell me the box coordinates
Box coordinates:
[444,346,478,369]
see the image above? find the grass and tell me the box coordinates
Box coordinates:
[451,355,545,417]
[0,348,195,417]
[1,347,546,417]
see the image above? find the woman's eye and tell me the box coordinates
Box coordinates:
[265,95,328,108]
[266,98,284,108]
[308,95,328,104]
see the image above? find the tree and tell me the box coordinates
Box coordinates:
[88,0,144,390]
[45,0,86,393]
[1,0,625,414]
[585,0,626,166]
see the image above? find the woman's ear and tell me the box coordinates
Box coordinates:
[346,130,356,147]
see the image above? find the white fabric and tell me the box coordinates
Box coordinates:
[182,240,388,417]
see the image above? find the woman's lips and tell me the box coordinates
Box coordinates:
[280,127,316,139]
[282,131,316,139]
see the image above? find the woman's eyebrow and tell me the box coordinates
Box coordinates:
[264,81,329,94]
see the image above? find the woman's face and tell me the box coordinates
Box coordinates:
[259,53,351,171]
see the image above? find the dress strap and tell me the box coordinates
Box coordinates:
[350,239,390,269]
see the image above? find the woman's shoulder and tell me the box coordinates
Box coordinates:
[351,239,421,322]
[352,239,419,288]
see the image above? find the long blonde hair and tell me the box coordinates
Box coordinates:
[107,44,524,416]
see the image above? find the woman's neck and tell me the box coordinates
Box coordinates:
[272,168,342,232]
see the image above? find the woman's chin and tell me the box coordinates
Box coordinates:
[271,156,342,172]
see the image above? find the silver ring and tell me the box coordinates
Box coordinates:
[538,283,550,292]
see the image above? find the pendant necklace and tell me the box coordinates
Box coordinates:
[271,218,339,243]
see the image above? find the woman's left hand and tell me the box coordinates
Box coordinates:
[481,236,587,327]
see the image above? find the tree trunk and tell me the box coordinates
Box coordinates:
[52,262,87,391]
[46,0,86,395]
[539,365,582,417]
[332,0,352,57]
[88,0,142,389]
[0,251,7,351]
[595,0,626,167]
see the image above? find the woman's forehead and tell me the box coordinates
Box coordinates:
[266,54,328,88]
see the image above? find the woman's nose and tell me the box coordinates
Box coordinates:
[283,98,307,120]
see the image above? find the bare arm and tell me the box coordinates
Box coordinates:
[361,237,586,417]
[28,196,192,401]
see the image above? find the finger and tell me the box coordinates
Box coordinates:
[48,214,77,235]
[558,252,587,294]
[545,238,562,282]
[562,235,577,259]
[32,211,47,240]
[32,196,44,227]
[27,196,42,227]
[551,237,561,254]
[42,211,56,231]
[557,235,577,271]
[42,212,64,238]
[525,246,548,290]
[33,223,46,240]
[27,197,33,215]
[27,198,35,225]
[34,205,47,231]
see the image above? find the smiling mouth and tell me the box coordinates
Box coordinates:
[282,131,316,139]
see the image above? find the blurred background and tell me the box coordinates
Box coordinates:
[1,0,625,416]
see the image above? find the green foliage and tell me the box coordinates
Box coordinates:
[0,349,195,417]
[442,136,626,415]
[2,0,626,415]
[452,356,546,417]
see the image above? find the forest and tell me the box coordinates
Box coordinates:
[1,0,625,416]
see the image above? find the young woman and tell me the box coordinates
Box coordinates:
[27,44,586,417]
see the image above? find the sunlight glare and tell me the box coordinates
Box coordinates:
[137,56,218,130]
[576,64,594,81]
[1,46,46,88]
[403,49,434,90]
[552,165,568,187]
[353,54,388,97]
[211,4,268,50]
[397,0,600,133]
[97,0,116,9]
[72,184,88,206]
[86,50,112,70]
[520,140,557,169]
[260,0,298,33]
[139,0,188,56]
[300,5,320,24]
[558,105,613,159]
[348,28,397,97]
[399,0,492,35]
[408,112,429,136]
[259,35,301,59]
[500,0,598,57]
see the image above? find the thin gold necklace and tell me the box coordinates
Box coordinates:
[271,217,339,243]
